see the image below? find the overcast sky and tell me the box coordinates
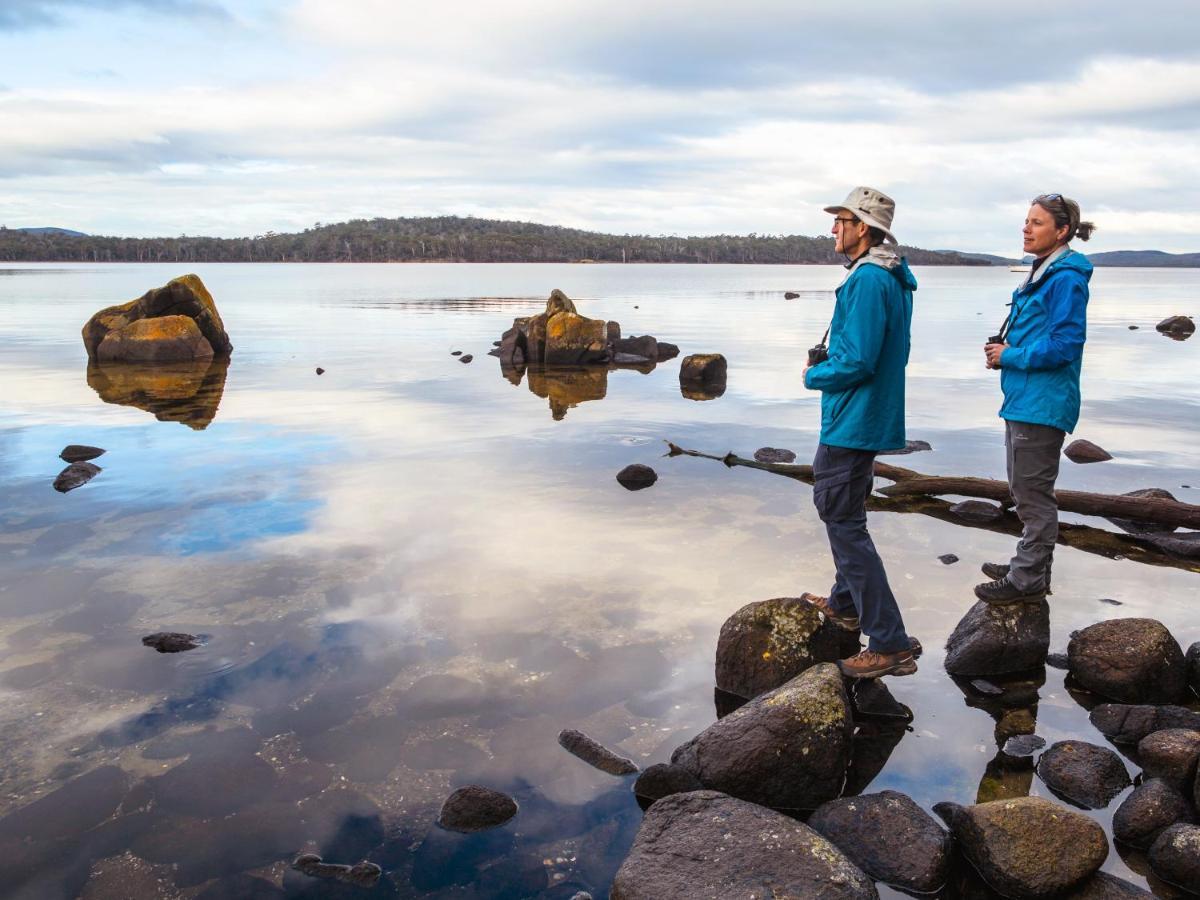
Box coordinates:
[2,0,1198,253]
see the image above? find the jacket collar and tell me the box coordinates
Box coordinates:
[839,244,900,286]
[1021,244,1070,290]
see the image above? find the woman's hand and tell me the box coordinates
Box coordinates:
[984,342,1008,369]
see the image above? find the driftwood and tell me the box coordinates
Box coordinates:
[665,442,1200,574]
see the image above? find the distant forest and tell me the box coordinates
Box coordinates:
[0,216,989,266]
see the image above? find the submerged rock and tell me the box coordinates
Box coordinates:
[1035,740,1131,808]
[557,729,638,776]
[1112,779,1194,849]
[1107,488,1179,534]
[1065,872,1154,898]
[714,596,859,701]
[671,663,851,810]
[1064,439,1113,463]
[1137,728,1200,793]
[944,600,1050,676]
[53,461,101,493]
[1046,652,1069,669]
[807,790,950,894]
[1067,618,1188,703]
[437,785,518,833]
[1088,703,1200,745]
[1148,823,1200,893]
[753,447,796,464]
[878,439,933,456]
[612,335,658,360]
[141,632,202,653]
[82,274,231,362]
[59,445,105,463]
[949,500,1005,523]
[290,853,381,888]
[999,733,1046,766]
[615,464,657,491]
[1155,315,1195,336]
[610,790,877,900]
[632,763,703,807]
[938,553,960,565]
[942,796,1108,898]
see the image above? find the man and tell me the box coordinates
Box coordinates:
[801,186,918,678]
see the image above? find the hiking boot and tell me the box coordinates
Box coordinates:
[838,648,917,679]
[800,593,860,631]
[973,577,1046,605]
[981,562,1053,595]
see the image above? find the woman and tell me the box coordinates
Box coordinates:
[974,194,1096,604]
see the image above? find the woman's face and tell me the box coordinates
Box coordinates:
[1023,204,1069,257]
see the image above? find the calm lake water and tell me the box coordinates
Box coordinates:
[1,262,1198,898]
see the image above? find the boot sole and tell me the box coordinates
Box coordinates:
[838,660,918,679]
[975,590,1047,605]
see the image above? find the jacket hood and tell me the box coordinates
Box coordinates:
[841,245,918,290]
[1029,247,1093,288]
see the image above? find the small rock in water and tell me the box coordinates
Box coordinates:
[1064,439,1113,463]
[878,439,933,456]
[1036,740,1131,809]
[633,763,703,806]
[459,354,473,363]
[1138,729,1200,793]
[1000,733,1046,763]
[451,350,462,356]
[1128,325,1139,330]
[291,853,382,888]
[557,728,638,776]
[784,291,800,299]
[315,367,324,374]
[53,461,101,493]
[949,500,1004,523]
[1046,652,1069,669]
[437,785,518,832]
[1097,597,1123,606]
[753,447,796,464]
[970,679,1005,697]
[141,632,202,653]
[59,445,105,463]
[1148,823,1200,893]
[1155,315,1195,336]
[616,464,657,491]
[938,553,959,565]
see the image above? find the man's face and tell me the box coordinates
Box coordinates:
[1023,204,1069,257]
[832,212,866,254]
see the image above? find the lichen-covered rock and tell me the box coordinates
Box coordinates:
[557,729,638,776]
[944,600,1049,676]
[807,790,950,893]
[1035,740,1131,809]
[1148,823,1200,893]
[1090,703,1200,745]
[610,790,877,900]
[1138,728,1200,793]
[714,597,859,701]
[515,290,608,366]
[96,314,214,363]
[1064,439,1113,463]
[944,796,1108,898]
[1068,618,1188,703]
[671,663,852,810]
[437,785,517,833]
[83,274,231,361]
[1112,779,1194,848]
[632,764,703,806]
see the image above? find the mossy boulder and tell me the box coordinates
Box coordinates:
[671,663,851,810]
[942,796,1108,898]
[714,596,859,701]
[82,274,231,362]
[944,600,1049,676]
[610,790,877,900]
[1067,618,1188,703]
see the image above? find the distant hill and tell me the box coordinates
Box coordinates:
[0,216,987,265]
[939,250,1019,265]
[1089,249,1200,267]
[12,226,88,237]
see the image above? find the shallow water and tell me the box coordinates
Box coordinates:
[1,262,1197,898]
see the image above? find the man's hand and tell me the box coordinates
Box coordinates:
[984,342,1008,370]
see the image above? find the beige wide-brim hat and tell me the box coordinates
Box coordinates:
[824,186,898,244]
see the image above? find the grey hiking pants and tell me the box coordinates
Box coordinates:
[1004,420,1066,592]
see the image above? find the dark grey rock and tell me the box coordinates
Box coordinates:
[459,354,473,363]
[879,440,933,455]
[1064,871,1154,898]
[938,553,960,564]
[451,350,462,356]
[59,444,105,463]
[1189,641,1200,696]
[1097,597,1123,606]
[678,353,726,386]
[784,291,800,299]
[315,367,324,374]
[851,679,913,721]
[753,447,796,464]
[557,729,638,776]
[1107,488,1179,534]
[1090,703,1200,745]
[141,631,202,653]
[1128,325,1140,330]
[807,790,950,893]
[714,596,859,701]
[291,852,382,888]
[1155,315,1196,335]
[1112,779,1194,848]
[671,663,852,811]
[632,763,703,805]
[1046,652,1069,669]
[53,461,101,493]
[655,341,680,362]
[1138,530,1200,559]
[1138,728,1200,793]
[612,352,652,365]
[1068,618,1188,703]
[1000,734,1045,766]
[437,785,518,833]
[1148,823,1200,893]
[616,464,657,491]
[943,796,1108,898]
[1064,439,1113,463]
[944,600,1050,676]
[609,790,877,900]
[949,500,1004,523]
[1036,740,1131,809]
[612,335,658,360]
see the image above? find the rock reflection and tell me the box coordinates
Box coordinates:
[951,670,1046,803]
[526,366,608,421]
[86,357,228,430]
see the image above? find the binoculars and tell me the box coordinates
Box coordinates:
[807,343,829,366]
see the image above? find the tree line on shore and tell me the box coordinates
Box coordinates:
[0,216,990,265]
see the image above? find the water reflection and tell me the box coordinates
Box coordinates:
[499,360,663,420]
[86,357,228,429]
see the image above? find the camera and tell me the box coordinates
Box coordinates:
[807,343,828,366]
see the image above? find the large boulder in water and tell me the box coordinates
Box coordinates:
[1035,740,1130,808]
[807,790,950,894]
[671,663,852,811]
[610,790,877,900]
[1067,618,1188,703]
[514,290,607,366]
[1090,703,1200,745]
[944,601,1049,676]
[82,274,231,362]
[714,596,859,701]
[938,796,1108,898]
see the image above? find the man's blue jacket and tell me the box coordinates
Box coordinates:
[804,247,915,452]
[998,248,1092,433]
